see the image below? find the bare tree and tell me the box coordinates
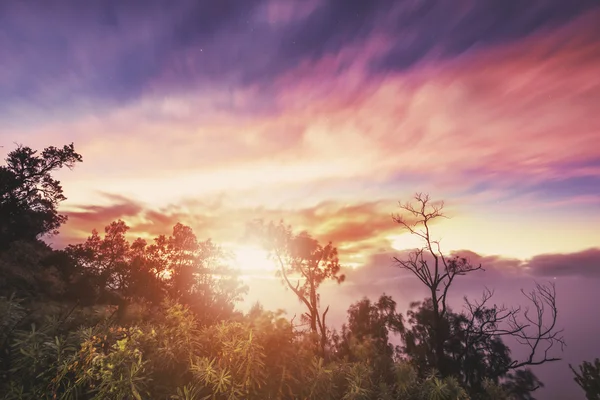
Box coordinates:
[393,193,482,374]
[393,193,564,379]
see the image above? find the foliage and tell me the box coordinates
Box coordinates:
[393,194,564,399]
[64,220,247,325]
[0,240,64,300]
[0,143,82,249]
[1,145,574,399]
[571,358,600,400]
[1,293,522,400]
[403,298,546,399]
[333,294,404,388]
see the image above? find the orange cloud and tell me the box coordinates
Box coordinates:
[59,195,415,263]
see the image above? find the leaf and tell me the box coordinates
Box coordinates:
[131,383,143,400]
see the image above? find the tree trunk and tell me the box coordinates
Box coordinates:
[431,292,447,376]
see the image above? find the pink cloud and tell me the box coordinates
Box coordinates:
[11,11,600,207]
[256,10,600,190]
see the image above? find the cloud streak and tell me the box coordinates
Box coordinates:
[2,0,598,127]
[3,7,596,214]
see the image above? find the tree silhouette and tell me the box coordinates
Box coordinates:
[394,193,564,396]
[0,143,82,249]
[571,358,600,400]
[145,223,247,324]
[403,298,544,398]
[65,220,156,318]
[334,294,404,388]
[393,193,482,376]
[460,284,564,372]
[66,221,246,324]
[249,220,345,356]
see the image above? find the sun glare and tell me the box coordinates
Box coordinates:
[389,233,427,251]
[232,244,278,273]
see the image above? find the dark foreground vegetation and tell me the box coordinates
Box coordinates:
[1,143,598,399]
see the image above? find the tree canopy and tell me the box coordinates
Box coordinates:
[0,143,82,249]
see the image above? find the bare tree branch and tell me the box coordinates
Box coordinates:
[393,193,563,383]
[392,194,482,319]
[506,282,565,370]
[457,282,565,376]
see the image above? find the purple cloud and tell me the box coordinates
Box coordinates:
[1,0,598,125]
[526,248,600,277]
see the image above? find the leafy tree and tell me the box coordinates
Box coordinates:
[145,223,247,324]
[503,369,544,400]
[0,143,82,249]
[403,298,544,398]
[39,248,99,305]
[0,143,90,303]
[248,220,345,356]
[65,220,152,317]
[0,240,62,300]
[334,294,404,388]
[571,358,600,400]
[66,221,246,325]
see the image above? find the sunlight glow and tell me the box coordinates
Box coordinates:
[389,233,427,252]
[232,244,279,273]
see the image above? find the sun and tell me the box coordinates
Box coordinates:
[232,244,278,273]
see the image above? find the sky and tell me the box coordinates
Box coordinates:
[1,1,600,398]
